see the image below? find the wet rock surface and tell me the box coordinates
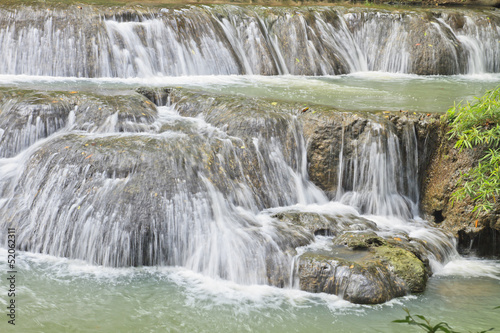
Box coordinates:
[0,88,158,157]
[296,230,428,304]
[298,251,408,304]
[301,108,441,208]
[271,209,432,303]
[420,126,500,257]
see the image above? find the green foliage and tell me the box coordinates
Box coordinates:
[393,308,459,333]
[447,86,500,214]
[393,308,494,333]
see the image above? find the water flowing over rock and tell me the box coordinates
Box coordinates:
[0,85,462,304]
[0,89,327,285]
[0,5,499,77]
[302,109,441,218]
[0,88,158,158]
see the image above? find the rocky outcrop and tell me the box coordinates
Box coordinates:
[301,108,441,201]
[272,210,432,304]
[420,126,500,257]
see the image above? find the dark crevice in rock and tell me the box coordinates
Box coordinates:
[458,227,500,257]
[136,87,171,106]
[432,210,444,223]
[314,229,335,236]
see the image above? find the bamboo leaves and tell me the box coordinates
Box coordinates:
[447,86,500,214]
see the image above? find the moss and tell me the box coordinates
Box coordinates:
[334,231,387,249]
[374,245,427,293]
[298,249,409,304]
[331,231,428,293]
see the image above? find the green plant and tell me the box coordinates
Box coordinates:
[393,308,459,333]
[393,308,494,333]
[447,86,500,214]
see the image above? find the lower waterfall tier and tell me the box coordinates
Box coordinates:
[0,86,462,303]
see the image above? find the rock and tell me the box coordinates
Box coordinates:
[269,210,429,302]
[334,231,386,250]
[300,109,370,198]
[333,231,428,293]
[136,87,171,106]
[298,251,408,304]
[0,88,159,158]
[271,210,379,236]
[373,245,428,293]
[0,88,73,157]
[72,91,158,133]
[420,126,500,256]
[301,109,440,205]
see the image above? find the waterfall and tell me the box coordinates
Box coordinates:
[0,4,474,297]
[0,86,460,290]
[0,90,329,286]
[336,121,419,219]
[0,5,498,77]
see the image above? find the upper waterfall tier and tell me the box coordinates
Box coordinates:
[0,5,498,77]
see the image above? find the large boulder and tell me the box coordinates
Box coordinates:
[298,252,408,304]
[271,210,430,304]
[297,230,428,304]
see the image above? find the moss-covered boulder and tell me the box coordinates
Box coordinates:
[334,231,428,293]
[298,251,408,304]
[295,230,429,304]
[373,245,427,293]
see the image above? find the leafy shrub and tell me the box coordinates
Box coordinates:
[447,86,500,214]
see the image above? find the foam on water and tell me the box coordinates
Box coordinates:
[434,258,500,280]
[1,248,359,313]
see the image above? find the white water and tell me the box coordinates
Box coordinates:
[0,73,498,276]
[0,248,499,332]
[0,78,499,332]
[0,5,499,77]
[0,3,499,332]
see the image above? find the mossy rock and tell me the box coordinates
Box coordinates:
[271,210,379,236]
[327,231,428,294]
[298,252,407,304]
[373,245,427,293]
[334,231,387,249]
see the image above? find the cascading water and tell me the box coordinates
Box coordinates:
[336,121,419,219]
[0,85,460,298]
[1,3,499,331]
[0,89,330,286]
[0,5,499,77]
